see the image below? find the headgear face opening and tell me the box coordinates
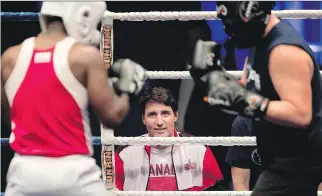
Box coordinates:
[216,1,275,49]
[40,2,107,46]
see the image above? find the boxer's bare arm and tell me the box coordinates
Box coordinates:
[1,50,11,127]
[1,45,21,127]
[231,167,250,191]
[76,46,130,128]
[1,45,21,83]
[266,45,313,128]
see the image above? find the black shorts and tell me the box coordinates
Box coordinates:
[251,158,322,196]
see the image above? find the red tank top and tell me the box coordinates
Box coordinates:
[4,37,93,157]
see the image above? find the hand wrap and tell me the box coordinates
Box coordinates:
[204,71,270,120]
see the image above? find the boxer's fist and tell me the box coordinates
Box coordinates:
[109,59,147,95]
[204,71,270,121]
[189,40,222,81]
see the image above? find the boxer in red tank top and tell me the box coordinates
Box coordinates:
[1,2,147,196]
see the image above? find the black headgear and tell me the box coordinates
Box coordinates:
[216,1,276,48]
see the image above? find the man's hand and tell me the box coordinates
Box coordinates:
[189,40,223,81]
[204,71,270,121]
[109,59,148,95]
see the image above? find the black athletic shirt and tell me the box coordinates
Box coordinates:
[226,116,262,190]
[246,20,322,170]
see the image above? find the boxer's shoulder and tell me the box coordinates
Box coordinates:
[269,44,312,65]
[2,43,22,63]
[68,42,105,74]
[69,43,101,64]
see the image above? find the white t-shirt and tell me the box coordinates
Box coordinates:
[147,147,177,191]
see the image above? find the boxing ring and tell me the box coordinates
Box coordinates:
[1,9,322,196]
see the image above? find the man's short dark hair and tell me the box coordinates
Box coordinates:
[139,87,178,115]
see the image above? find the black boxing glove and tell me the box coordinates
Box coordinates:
[204,71,270,121]
[109,59,148,95]
[189,40,223,82]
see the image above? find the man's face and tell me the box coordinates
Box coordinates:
[142,102,178,137]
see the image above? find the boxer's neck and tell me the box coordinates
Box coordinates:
[45,22,67,36]
[264,14,281,37]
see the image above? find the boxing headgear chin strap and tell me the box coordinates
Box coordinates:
[39,2,106,46]
[216,1,275,49]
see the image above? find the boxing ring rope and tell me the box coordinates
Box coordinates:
[1,10,322,21]
[103,10,322,21]
[0,136,257,146]
[1,10,322,196]
[122,71,322,79]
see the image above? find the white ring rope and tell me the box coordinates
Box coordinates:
[113,191,322,196]
[146,71,322,79]
[107,136,256,146]
[146,71,193,79]
[104,10,322,21]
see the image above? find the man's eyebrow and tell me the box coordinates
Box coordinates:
[146,111,156,115]
[161,110,171,113]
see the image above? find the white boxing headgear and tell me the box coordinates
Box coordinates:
[40,2,106,46]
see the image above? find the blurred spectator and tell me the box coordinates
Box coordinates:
[222,39,238,70]
[226,116,263,191]
[178,36,238,189]
[114,87,223,191]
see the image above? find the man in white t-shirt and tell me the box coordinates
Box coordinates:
[115,87,224,191]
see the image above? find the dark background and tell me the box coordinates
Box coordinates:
[1,1,235,192]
